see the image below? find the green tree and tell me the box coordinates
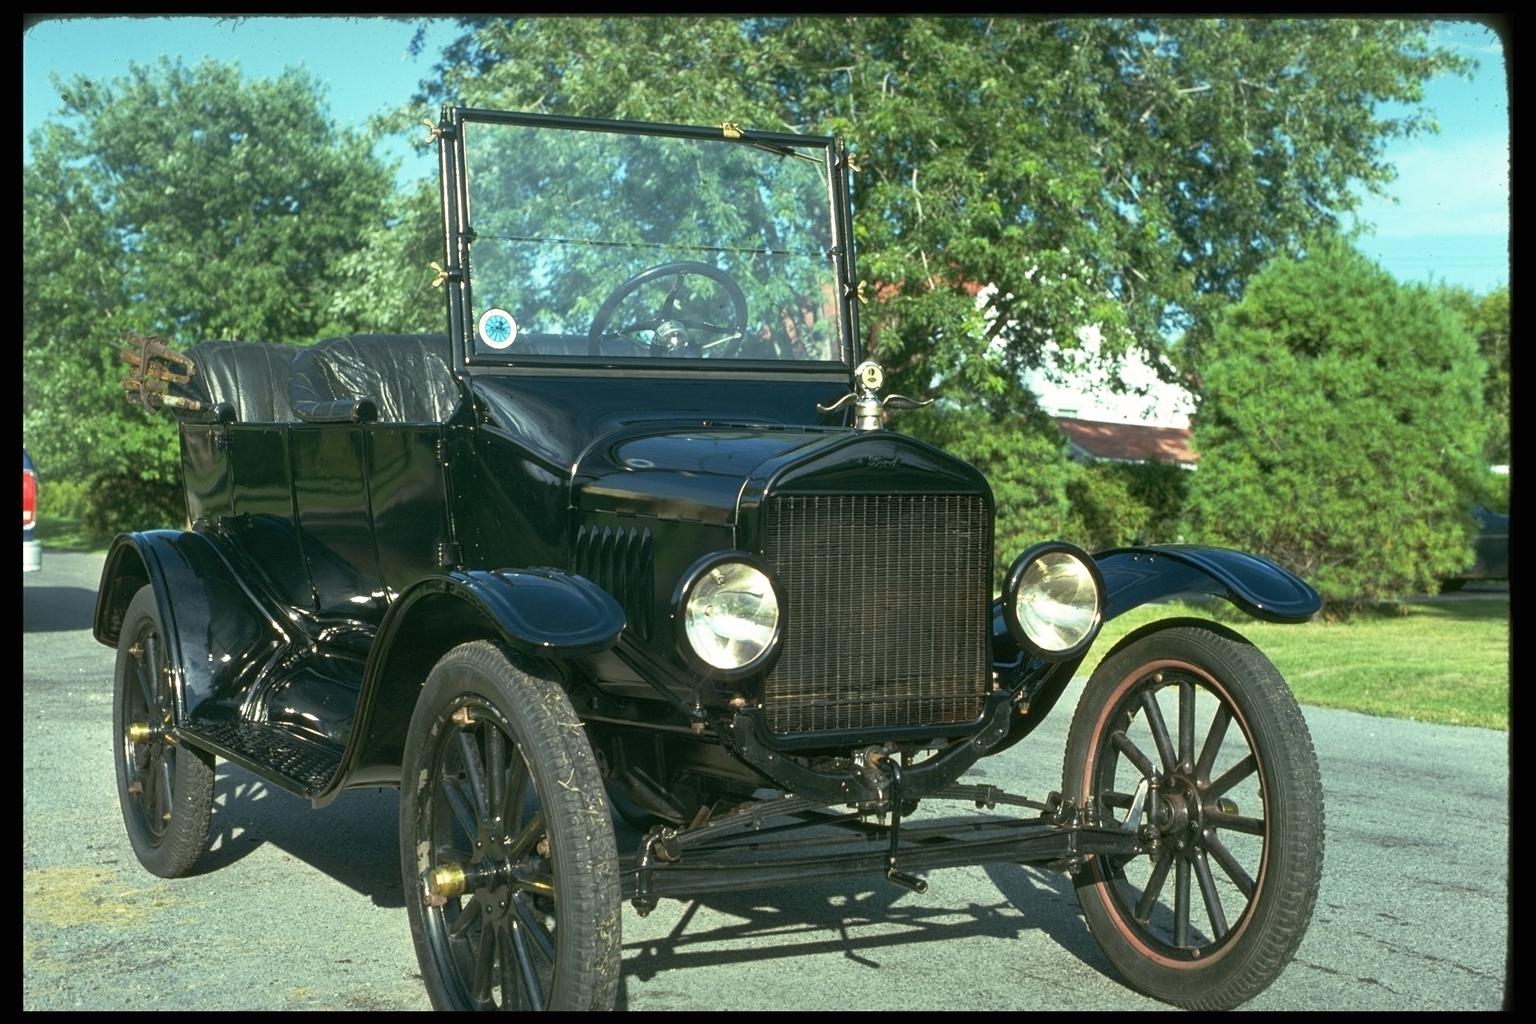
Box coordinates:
[407,16,1465,404]
[1067,460,1192,551]
[23,59,398,536]
[1184,235,1486,605]
[1435,285,1509,467]
[326,179,446,335]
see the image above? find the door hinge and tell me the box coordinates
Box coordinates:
[438,542,463,568]
[214,428,231,452]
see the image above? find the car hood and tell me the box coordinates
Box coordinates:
[572,425,990,526]
[572,427,834,524]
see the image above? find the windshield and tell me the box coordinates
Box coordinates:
[458,117,845,366]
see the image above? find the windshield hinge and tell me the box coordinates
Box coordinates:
[429,261,462,288]
[719,121,744,139]
[422,118,455,142]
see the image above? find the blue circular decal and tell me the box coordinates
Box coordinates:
[478,307,518,349]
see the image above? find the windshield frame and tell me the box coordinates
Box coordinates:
[437,107,860,378]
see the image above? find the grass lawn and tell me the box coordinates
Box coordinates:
[34,516,102,553]
[1092,597,1510,731]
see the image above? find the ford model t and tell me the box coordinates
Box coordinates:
[96,108,1324,1010]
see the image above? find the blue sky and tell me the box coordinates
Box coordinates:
[23,15,1509,293]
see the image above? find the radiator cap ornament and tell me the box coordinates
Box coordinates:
[817,360,933,431]
[858,360,884,391]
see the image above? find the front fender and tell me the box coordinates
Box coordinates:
[986,545,1316,756]
[381,568,627,661]
[332,568,625,802]
[1093,544,1320,624]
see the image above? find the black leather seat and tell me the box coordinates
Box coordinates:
[287,334,460,424]
[174,341,299,423]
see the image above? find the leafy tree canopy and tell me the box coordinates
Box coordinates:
[1435,285,1509,466]
[23,58,397,526]
[409,16,1466,407]
[1184,234,1486,606]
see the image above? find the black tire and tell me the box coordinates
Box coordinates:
[112,585,215,878]
[400,641,621,1011]
[1062,624,1324,1010]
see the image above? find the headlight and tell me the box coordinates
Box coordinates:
[678,555,782,673]
[1003,543,1104,660]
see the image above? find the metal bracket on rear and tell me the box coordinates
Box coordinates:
[120,332,202,413]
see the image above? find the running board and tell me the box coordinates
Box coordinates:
[183,718,345,798]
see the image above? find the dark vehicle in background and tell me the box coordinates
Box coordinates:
[23,449,41,572]
[1441,505,1509,591]
[96,108,1325,1011]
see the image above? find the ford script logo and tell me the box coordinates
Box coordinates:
[864,455,902,470]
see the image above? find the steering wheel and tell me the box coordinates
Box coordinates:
[588,261,749,357]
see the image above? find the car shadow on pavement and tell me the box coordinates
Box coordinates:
[616,860,1116,1006]
[194,762,405,908]
[983,861,1121,982]
[22,586,99,633]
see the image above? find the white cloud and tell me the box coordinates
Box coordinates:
[1353,133,1509,239]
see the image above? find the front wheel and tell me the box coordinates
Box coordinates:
[400,641,621,1011]
[1062,624,1324,1010]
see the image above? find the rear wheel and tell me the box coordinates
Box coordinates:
[400,641,621,1011]
[1062,624,1323,1010]
[112,586,215,878]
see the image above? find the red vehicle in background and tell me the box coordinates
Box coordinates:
[23,449,41,572]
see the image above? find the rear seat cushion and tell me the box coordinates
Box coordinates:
[287,334,459,424]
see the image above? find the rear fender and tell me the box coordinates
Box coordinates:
[336,569,625,797]
[94,530,294,722]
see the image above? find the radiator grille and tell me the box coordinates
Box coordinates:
[761,494,991,734]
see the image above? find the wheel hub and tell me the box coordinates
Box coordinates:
[425,839,550,918]
[1150,773,1209,850]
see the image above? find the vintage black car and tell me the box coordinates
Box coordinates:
[96,108,1324,1011]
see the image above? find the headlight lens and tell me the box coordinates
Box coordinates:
[684,561,780,671]
[1010,549,1102,655]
